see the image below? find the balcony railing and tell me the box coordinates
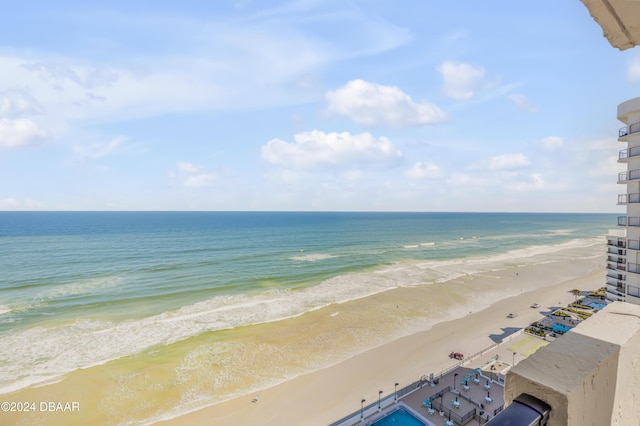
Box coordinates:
[607,263,626,272]
[606,271,625,281]
[619,122,640,138]
[618,216,640,227]
[607,246,626,256]
[618,193,640,204]
[618,169,640,183]
[619,146,640,160]
[607,238,627,248]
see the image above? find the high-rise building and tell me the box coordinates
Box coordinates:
[607,98,640,304]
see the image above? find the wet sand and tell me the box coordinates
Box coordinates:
[156,256,604,426]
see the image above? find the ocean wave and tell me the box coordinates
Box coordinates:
[0,235,605,395]
[0,306,10,316]
[289,253,337,262]
[33,276,123,302]
[403,242,435,249]
[546,229,576,236]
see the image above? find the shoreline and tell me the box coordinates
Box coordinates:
[0,247,605,426]
[155,259,605,426]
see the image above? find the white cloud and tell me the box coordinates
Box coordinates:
[539,136,563,150]
[325,79,446,127]
[184,173,217,188]
[73,137,125,161]
[0,118,48,148]
[177,161,203,174]
[22,61,121,91]
[509,93,538,112]
[438,61,485,100]
[628,55,640,82]
[405,162,444,179]
[261,130,403,169]
[509,173,545,191]
[173,162,217,188]
[489,153,531,170]
[0,91,43,117]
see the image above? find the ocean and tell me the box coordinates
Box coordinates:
[0,211,614,425]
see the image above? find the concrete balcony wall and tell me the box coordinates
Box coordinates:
[503,302,640,425]
[617,97,640,124]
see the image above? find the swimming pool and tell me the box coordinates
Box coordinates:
[588,302,606,309]
[551,324,571,334]
[372,407,426,426]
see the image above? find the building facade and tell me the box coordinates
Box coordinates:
[607,97,640,304]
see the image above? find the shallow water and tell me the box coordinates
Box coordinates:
[0,212,613,425]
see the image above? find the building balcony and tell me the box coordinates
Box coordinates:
[618,216,640,227]
[608,252,625,260]
[607,246,627,256]
[607,263,626,272]
[619,121,640,139]
[618,193,640,204]
[618,145,640,161]
[606,271,625,281]
[606,287,626,300]
[607,237,627,248]
[618,169,640,183]
[607,258,627,271]
[606,279,626,291]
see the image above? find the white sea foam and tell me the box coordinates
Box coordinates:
[33,276,123,302]
[290,253,337,262]
[547,229,576,236]
[403,242,434,249]
[0,235,605,395]
[0,306,10,315]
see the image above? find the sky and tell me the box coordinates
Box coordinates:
[0,1,639,212]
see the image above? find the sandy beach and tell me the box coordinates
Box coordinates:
[156,256,605,426]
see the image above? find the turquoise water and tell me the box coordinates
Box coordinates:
[551,324,572,333]
[588,302,607,309]
[0,212,614,395]
[372,407,426,426]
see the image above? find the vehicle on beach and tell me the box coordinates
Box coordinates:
[449,351,464,360]
[507,312,518,318]
[531,303,540,308]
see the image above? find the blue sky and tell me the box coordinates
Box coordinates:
[0,0,638,212]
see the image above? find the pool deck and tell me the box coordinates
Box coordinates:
[365,331,543,425]
[354,297,609,426]
[400,362,508,425]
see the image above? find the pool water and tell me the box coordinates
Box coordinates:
[588,302,606,309]
[372,407,426,426]
[551,324,571,334]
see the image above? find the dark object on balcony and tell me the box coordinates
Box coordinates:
[486,393,551,426]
